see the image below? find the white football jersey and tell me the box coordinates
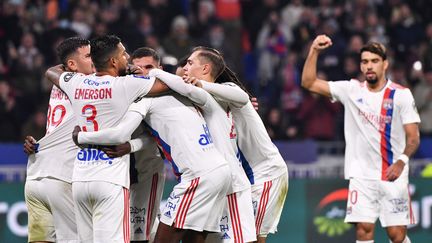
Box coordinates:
[199,92,250,194]
[27,85,78,183]
[128,93,228,182]
[329,79,421,181]
[231,100,288,185]
[59,72,155,188]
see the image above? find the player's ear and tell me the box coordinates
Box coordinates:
[202,63,211,75]
[66,59,78,72]
[383,59,389,71]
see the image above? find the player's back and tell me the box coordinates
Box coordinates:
[232,101,288,185]
[129,93,228,182]
[58,72,156,188]
[27,85,78,183]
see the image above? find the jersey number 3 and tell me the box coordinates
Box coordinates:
[82,104,99,131]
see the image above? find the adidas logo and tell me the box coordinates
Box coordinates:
[357,98,363,104]
[135,227,143,234]
[221,232,231,239]
[164,210,172,218]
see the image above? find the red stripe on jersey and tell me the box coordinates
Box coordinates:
[123,188,130,243]
[229,193,244,243]
[146,173,158,240]
[255,181,272,234]
[175,178,200,228]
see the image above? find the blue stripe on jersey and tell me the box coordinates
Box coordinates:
[384,89,396,165]
[144,123,182,182]
[237,147,254,185]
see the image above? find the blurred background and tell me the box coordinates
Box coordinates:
[0,0,431,242]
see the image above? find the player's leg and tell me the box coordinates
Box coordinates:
[89,181,130,243]
[206,188,255,243]
[72,181,93,243]
[380,180,414,243]
[44,178,78,243]
[157,165,230,242]
[131,170,165,243]
[345,178,380,241]
[386,226,408,243]
[25,179,55,243]
[355,222,375,241]
[252,172,288,242]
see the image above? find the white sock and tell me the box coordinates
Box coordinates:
[356,241,374,243]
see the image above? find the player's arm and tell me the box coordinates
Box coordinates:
[45,64,65,88]
[190,80,249,108]
[147,79,170,95]
[301,35,332,98]
[149,69,208,106]
[101,134,152,158]
[75,111,143,145]
[386,123,420,181]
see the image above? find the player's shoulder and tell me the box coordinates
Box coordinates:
[388,80,408,90]
[60,72,85,83]
[118,74,152,81]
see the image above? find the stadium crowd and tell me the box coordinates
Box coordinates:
[0,0,431,142]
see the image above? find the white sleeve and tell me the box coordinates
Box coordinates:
[78,111,143,145]
[200,82,249,108]
[59,72,82,97]
[399,89,421,124]
[328,80,351,104]
[119,75,156,104]
[149,69,209,106]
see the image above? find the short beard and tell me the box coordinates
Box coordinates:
[366,78,378,84]
[118,67,127,76]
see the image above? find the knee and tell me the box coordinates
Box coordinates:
[387,227,407,243]
[356,223,374,240]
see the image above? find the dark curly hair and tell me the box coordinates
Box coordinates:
[90,35,121,70]
[56,37,90,66]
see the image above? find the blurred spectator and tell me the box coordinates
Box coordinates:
[413,68,432,136]
[0,80,19,141]
[163,15,195,59]
[256,11,289,105]
[9,32,44,102]
[190,0,217,40]
[297,91,341,141]
[21,106,46,141]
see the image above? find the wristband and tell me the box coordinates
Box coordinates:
[129,139,142,153]
[397,154,409,164]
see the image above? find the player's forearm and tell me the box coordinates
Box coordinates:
[301,49,321,90]
[149,69,208,106]
[201,82,249,107]
[78,112,142,145]
[45,64,64,88]
[403,134,420,158]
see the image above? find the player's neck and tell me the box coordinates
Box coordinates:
[95,69,117,77]
[366,78,388,92]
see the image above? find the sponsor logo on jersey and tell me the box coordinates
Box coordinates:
[63,72,76,82]
[221,232,231,239]
[135,227,143,234]
[164,210,171,218]
[382,98,393,110]
[76,148,113,165]
[199,124,213,145]
[83,78,110,86]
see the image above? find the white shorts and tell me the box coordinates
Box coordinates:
[206,188,256,243]
[160,165,231,232]
[130,171,165,241]
[25,178,78,243]
[72,181,130,243]
[344,178,415,227]
[252,172,289,237]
